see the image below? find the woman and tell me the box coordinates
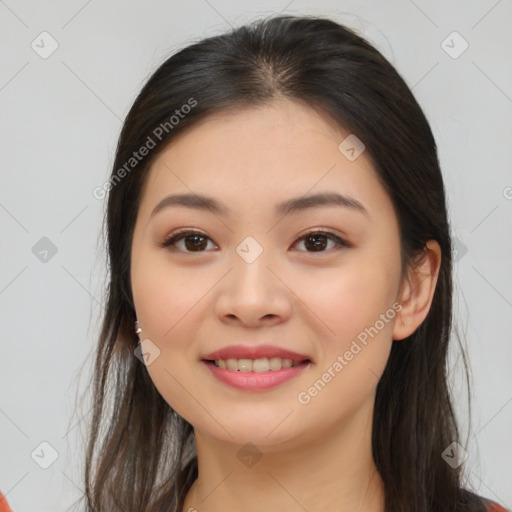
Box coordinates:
[79,14,508,512]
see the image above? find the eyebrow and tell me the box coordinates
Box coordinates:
[150,191,369,219]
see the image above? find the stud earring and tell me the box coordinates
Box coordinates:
[135,320,142,334]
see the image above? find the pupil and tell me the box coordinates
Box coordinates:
[306,234,327,251]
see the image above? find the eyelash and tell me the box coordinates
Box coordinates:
[160,229,351,254]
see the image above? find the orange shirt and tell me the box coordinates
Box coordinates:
[488,503,510,512]
[0,491,13,512]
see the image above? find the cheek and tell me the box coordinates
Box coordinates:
[294,264,396,421]
[293,257,398,352]
[131,253,209,418]
[132,252,205,341]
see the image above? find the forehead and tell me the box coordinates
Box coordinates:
[137,100,391,221]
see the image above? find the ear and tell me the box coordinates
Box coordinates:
[392,240,442,341]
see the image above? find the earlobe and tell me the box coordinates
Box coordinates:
[392,240,442,341]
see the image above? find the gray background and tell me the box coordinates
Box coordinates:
[1,1,511,510]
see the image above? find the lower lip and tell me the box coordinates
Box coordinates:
[202,360,311,391]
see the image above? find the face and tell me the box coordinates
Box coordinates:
[130,99,404,449]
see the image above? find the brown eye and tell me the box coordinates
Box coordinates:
[293,231,350,253]
[161,230,217,253]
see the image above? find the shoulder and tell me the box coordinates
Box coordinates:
[484,500,510,512]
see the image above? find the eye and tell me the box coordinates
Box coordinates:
[160,229,350,254]
[160,230,218,253]
[292,230,350,253]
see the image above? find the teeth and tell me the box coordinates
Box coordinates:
[213,357,304,371]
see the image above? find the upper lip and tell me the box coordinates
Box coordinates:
[202,344,312,363]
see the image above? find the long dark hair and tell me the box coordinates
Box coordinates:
[82,14,489,512]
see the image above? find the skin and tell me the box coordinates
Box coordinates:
[130,99,441,512]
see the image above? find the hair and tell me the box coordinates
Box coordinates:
[81,14,491,512]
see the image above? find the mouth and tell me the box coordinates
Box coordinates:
[200,344,313,390]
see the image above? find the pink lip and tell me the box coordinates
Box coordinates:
[202,360,311,391]
[201,344,312,363]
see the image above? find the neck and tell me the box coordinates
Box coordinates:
[181,395,385,512]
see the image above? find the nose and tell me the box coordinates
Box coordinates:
[214,249,293,328]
